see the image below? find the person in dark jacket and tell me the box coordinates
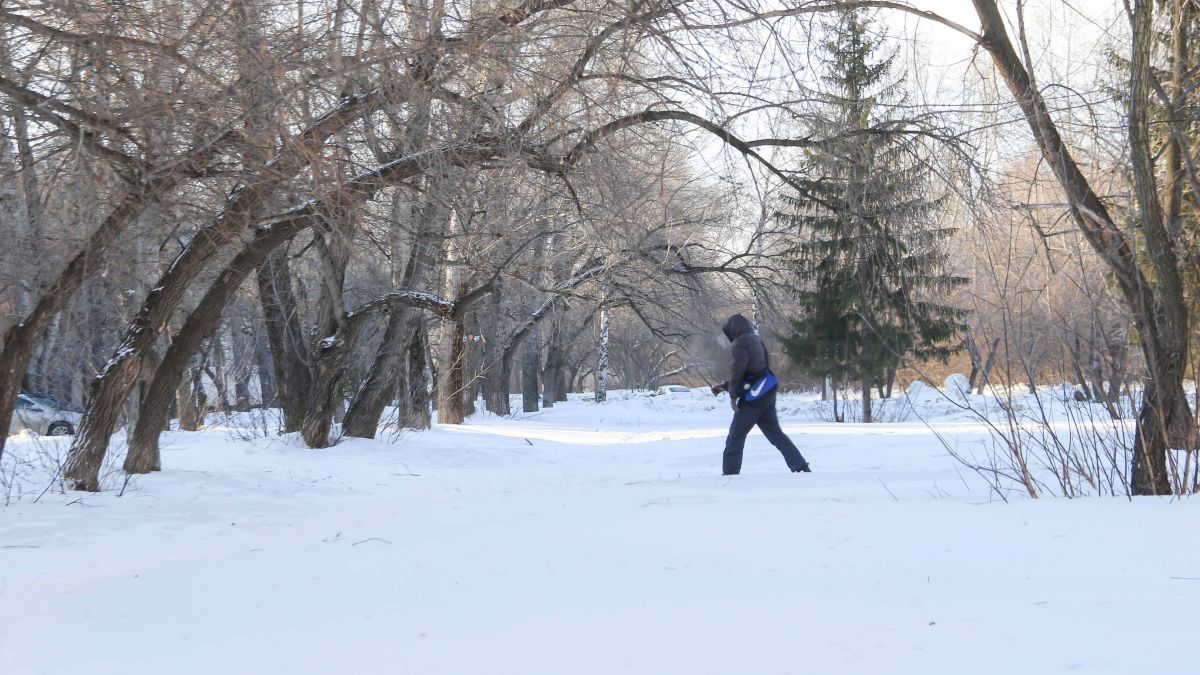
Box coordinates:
[711,314,811,475]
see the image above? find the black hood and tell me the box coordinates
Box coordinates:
[722,314,753,342]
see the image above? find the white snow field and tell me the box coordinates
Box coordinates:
[2,388,1197,675]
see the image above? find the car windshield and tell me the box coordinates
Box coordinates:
[23,394,57,409]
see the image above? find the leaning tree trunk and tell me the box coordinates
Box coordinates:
[342,311,412,437]
[305,288,476,446]
[65,188,283,490]
[342,200,446,437]
[127,214,315,473]
[63,89,381,489]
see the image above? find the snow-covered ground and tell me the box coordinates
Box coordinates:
[2,388,1197,674]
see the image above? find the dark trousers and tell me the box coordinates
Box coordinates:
[723,391,808,475]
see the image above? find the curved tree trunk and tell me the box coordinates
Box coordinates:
[79,143,476,485]
[126,214,315,474]
[64,89,382,489]
[342,311,412,437]
[67,190,295,488]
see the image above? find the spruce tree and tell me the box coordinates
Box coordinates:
[779,8,967,422]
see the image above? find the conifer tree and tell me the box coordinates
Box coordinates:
[779,8,967,422]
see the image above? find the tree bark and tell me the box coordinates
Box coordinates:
[485,352,514,416]
[64,88,380,489]
[1127,0,1186,494]
[435,284,469,425]
[861,373,873,423]
[254,321,278,410]
[342,181,449,437]
[521,331,540,413]
[126,214,316,473]
[541,338,560,408]
[595,309,610,403]
[342,311,410,437]
[400,324,432,429]
[256,247,311,431]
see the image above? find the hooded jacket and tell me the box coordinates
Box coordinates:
[722,314,769,402]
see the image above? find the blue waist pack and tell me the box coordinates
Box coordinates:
[741,370,777,402]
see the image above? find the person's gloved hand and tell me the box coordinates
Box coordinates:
[729,398,739,411]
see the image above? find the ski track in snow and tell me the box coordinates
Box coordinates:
[1,389,1196,675]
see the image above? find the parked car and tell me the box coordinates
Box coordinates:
[24,392,81,413]
[8,393,82,436]
[653,384,692,396]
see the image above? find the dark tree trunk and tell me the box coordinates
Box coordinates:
[254,326,278,409]
[521,331,540,413]
[861,373,873,423]
[127,216,314,473]
[400,325,432,429]
[485,352,513,416]
[62,84,380,489]
[541,341,559,408]
[256,248,312,431]
[975,338,1000,395]
[233,357,252,413]
[301,331,354,448]
[299,224,353,447]
[480,286,508,415]
[342,311,412,438]
[343,180,448,437]
[209,331,233,414]
[555,363,568,402]
[463,329,479,418]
